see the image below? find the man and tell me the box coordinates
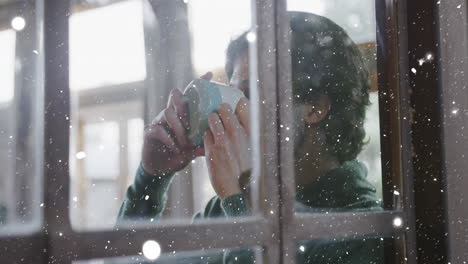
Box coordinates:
[118,11,383,263]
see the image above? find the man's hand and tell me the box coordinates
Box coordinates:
[204,99,251,199]
[142,88,204,177]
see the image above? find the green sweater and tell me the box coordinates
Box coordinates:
[118,160,383,263]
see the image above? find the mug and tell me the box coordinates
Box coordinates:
[183,78,245,146]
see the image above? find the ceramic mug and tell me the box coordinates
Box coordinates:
[183,78,245,146]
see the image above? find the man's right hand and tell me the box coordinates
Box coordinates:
[141,87,205,177]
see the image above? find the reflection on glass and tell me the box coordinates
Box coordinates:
[0,3,43,232]
[285,1,382,215]
[296,237,386,263]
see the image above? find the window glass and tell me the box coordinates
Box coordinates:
[69,0,259,232]
[188,0,251,77]
[69,0,146,230]
[296,237,390,263]
[70,0,146,90]
[70,121,120,229]
[0,29,15,103]
[0,29,16,229]
[285,0,383,215]
[182,0,256,218]
[83,121,120,179]
[70,103,143,230]
[0,6,43,233]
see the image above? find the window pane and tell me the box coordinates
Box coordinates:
[0,29,15,103]
[296,237,391,263]
[70,104,143,230]
[70,0,260,232]
[189,0,251,78]
[70,0,146,90]
[69,0,146,231]
[0,4,43,233]
[285,0,383,214]
[70,121,121,229]
[83,122,120,180]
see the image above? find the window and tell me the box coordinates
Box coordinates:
[1,0,468,263]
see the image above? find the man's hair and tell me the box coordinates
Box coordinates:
[225,11,370,163]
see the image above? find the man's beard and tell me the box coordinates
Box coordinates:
[293,105,307,158]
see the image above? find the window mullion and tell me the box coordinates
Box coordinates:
[274,0,297,263]
[43,0,73,262]
[375,0,418,263]
[252,0,284,263]
[405,0,448,262]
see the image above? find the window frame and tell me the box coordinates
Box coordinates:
[1,0,467,263]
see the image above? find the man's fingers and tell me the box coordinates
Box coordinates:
[200,72,213,81]
[146,124,180,154]
[152,108,166,125]
[167,88,184,108]
[203,130,214,149]
[192,146,205,157]
[207,113,225,144]
[164,107,188,146]
[169,88,190,130]
[218,104,241,135]
[236,97,250,135]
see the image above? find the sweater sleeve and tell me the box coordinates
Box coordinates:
[220,193,250,217]
[117,164,175,221]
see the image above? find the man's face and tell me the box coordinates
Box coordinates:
[228,50,308,152]
[229,50,250,99]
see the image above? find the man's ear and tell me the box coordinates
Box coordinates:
[304,95,331,125]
